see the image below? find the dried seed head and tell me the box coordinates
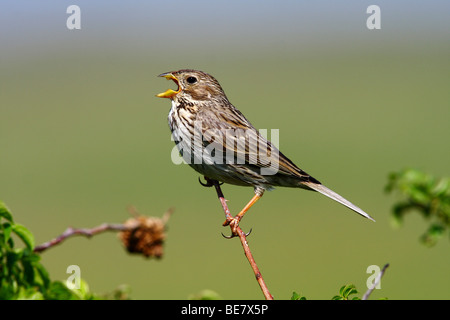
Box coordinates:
[118,213,169,259]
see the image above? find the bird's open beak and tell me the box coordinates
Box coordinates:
[156,72,181,99]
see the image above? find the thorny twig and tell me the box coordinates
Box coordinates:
[33,223,128,253]
[33,207,173,256]
[362,263,390,300]
[207,178,274,300]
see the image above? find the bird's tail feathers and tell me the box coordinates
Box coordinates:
[302,182,375,222]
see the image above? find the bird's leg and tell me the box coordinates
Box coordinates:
[209,181,262,238]
[223,191,264,234]
[210,180,254,238]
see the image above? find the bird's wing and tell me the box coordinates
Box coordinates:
[197,105,316,182]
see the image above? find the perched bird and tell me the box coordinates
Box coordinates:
[157,69,375,228]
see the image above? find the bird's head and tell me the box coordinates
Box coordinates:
[156,69,227,103]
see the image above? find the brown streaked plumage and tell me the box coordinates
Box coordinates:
[157,69,375,223]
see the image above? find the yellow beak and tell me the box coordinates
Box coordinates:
[156,72,181,98]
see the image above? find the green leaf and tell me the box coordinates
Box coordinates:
[433,179,450,197]
[188,289,222,300]
[70,279,97,300]
[0,281,16,300]
[6,249,23,270]
[22,291,44,300]
[33,262,51,289]
[342,284,358,297]
[45,281,80,300]
[1,222,13,245]
[22,256,36,285]
[0,201,13,223]
[339,285,346,297]
[11,224,35,250]
[16,287,44,300]
[335,284,358,300]
[291,291,307,300]
[386,169,450,247]
[420,224,445,247]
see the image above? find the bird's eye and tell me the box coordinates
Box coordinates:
[186,76,197,84]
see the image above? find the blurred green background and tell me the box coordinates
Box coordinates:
[1,1,449,299]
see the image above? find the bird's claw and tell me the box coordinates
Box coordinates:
[221,217,252,239]
[221,232,236,239]
[198,177,213,187]
[221,228,252,239]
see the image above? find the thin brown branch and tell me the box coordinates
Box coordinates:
[33,223,128,253]
[212,182,234,223]
[362,263,390,300]
[34,208,173,258]
[211,180,274,300]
